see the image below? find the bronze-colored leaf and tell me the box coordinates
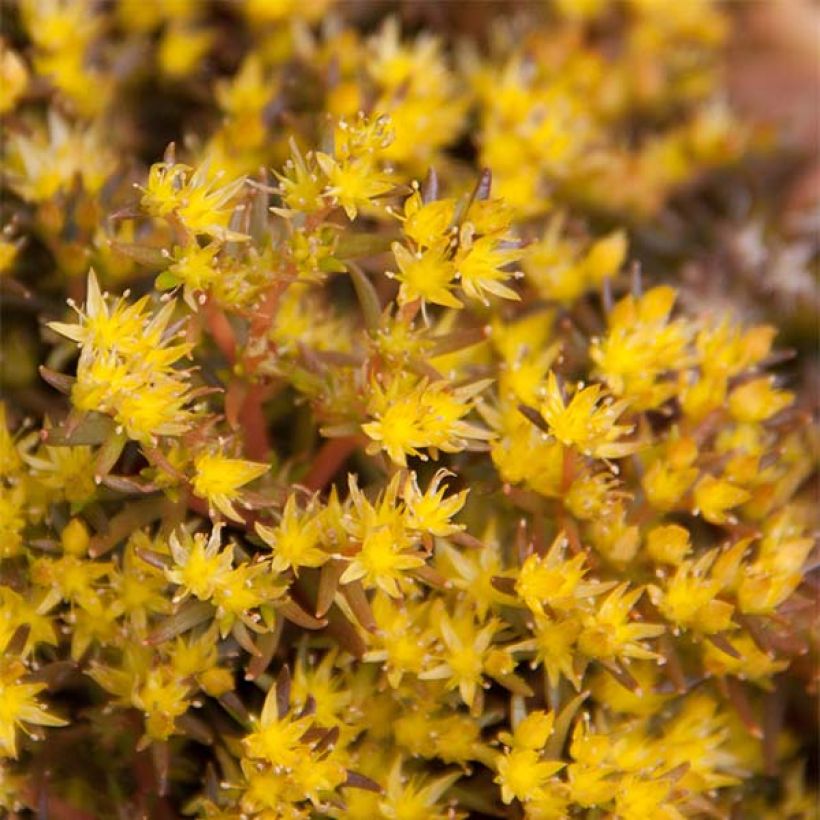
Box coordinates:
[347,261,382,332]
[39,365,75,394]
[276,597,328,630]
[545,690,589,759]
[340,580,377,632]
[145,600,214,645]
[40,411,114,446]
[316,560,345,618]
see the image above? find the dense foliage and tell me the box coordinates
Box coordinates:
[0,1,816,817]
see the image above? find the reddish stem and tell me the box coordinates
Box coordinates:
[239,381,271,461]
[303,436,360,491]
[205,299,237,364]
[243,280,288,374]
[560,445,576,493]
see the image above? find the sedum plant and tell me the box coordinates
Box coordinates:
[0,1,816,818]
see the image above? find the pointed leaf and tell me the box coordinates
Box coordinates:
[246,624,281,681]
[135,548,172,571]
[347,262,382,332]
[340,581,376,632]
[545,690,589,759]
[110,241,169,269]
[316,560,345,617]
[335,231,398,260]
[90,497,172,557]
[145,600,215,645]
[40,412,114,446]
[94,430,127,482]
[277,598,328,630]
[344,771,382,793]
[421,168,439,203]
[219,691,252,729]
[39,365,75,394]
[276,665,291,719]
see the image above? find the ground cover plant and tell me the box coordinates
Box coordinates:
[0,0,817,817]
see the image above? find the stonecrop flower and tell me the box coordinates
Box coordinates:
[0,661,66,759]
[495,711,565,805]
[192,451,268,522]
[140,159,248,240]
[49,270,197,445]
[1,2,814,817]
[537,372,638,459]
[255,495,328,573]
[362,373,493,466]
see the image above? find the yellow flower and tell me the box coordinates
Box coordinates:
[649,550,735,635]
[275,140,328,214]
[340,525,425,598]
[589,662,670,717]
[590,286,693,410]
[50,271,198,443]
[496,748,565,805]
[491,415,565,497]
[0,44,28,114]
[402,469,467,537]
[419,608,500,708]
[389,242,461,310]
[578,584,664,661]
[316,153,394,220]
[141,160,247,240]
[0,587,56,658]
[499,710,555,751]
[515,540,592,616]
[728,377,793,423]
[166,525,233,601]
[512,613,582,689]
[436,537,514,620]
[255,495,328,573]
[702,633,788,687]
[523,217,587,302]
[49,269,152,353]
[363,374,492,466]
[170,627,234,697]
[157,23,212,79]
[363,593,433,688]
[494,717,565,807]
[402,193,456,249]
[0,661,66,759]
[291,649,351,729]
[379,758,461,820]
[737,511,813,615]
[697,320,776,378]
[642,446,699,512]
[693,474,751,525]
[162,242,222,309]
[564,468,625,520]
[679,370,727,421]
[454,234,521,304]
[133,666,191,742]
[613,775,682,820]
[646,524,691,565]
[580,229,627,285]
[539,372,637,459]
[244,707,313,771]
[6,112,116,201]
[30,551,112,614]
[192,451,267,522]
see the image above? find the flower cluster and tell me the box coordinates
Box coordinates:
[0,1,815,818]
